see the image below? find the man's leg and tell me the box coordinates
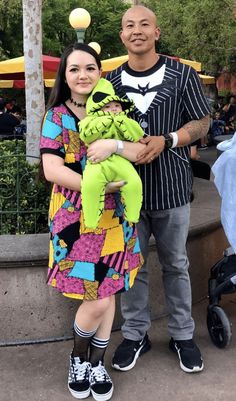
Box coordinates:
[112,211,152,371]
[152,204,203,373]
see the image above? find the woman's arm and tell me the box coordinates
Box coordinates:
[42,153,82,191]
[42,153,126,193]
[87,139,146,163]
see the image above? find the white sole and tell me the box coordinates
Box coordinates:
[112,343,145,371]
[175,348,204,373]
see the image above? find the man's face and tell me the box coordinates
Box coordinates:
[120,7,160,56]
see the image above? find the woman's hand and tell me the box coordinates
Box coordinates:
[105,180,127,193]
[87,139,117,163]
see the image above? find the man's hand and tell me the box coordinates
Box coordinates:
[135,136,165,164]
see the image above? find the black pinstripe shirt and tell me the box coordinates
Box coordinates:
[106,55,210,210]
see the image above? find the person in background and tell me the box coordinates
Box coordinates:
[10,105,27,139]
[40,42,144,401]
[0,99,20,139]
[222,95,236,125]
[210,111,225,139]
[5,98,17,113]
[106,5,210,374]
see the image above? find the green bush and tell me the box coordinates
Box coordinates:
[0,140,51,234]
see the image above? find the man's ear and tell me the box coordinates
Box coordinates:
[119,29,124,43]
[155,27,161,41]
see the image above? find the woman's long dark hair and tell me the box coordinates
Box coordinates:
[39,43,101,183]
[46,42,102,111]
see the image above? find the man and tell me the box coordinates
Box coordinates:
[0,100,20,140]
[106,5,210,373]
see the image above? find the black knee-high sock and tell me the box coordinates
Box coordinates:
[73,321,96,361]
[89,336,110,366]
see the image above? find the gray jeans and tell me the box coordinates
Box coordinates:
[121,204,195,341]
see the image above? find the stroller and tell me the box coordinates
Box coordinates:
[207,246,236,348]
[208,133,236,348]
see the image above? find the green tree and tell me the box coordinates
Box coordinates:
[145,0,236,75]
[0,0,128,59]
[42,0,129,59]
[0,0,23,58]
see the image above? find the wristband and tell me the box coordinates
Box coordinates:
[169,131,178,148]
[115,140,124,155]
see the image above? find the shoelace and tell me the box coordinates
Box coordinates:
[73,358,91,381]
[90,362,111,383]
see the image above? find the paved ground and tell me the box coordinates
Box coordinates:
[1,294,236,401]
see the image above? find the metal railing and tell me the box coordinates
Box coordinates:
[0,138,50,235]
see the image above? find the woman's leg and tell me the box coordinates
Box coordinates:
[73,296,114,361]
[68,296,115,400]
[89,295,115,365]
[88,296,115,401]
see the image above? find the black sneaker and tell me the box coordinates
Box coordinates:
[169,338,204,373]
[112,333,151,371]
[90,361,113,401]
[68,354,91,399]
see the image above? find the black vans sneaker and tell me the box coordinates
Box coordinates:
[169,338,204,373]
[112,333,151,371]
[68,354,91,399]
[90,361,113,401]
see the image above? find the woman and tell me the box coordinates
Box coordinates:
[40,43,144,401]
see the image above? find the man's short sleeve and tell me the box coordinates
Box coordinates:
[183,67,211,121]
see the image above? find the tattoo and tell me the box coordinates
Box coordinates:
[182,115,210,143]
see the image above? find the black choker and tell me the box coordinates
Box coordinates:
[70,98,86,108]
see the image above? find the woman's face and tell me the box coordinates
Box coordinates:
[65,50,101,98]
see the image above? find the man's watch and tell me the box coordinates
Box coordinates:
[164,134,173,149]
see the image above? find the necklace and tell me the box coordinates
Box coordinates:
[70,98,86,108]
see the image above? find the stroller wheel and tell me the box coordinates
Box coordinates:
[207,306,232,348]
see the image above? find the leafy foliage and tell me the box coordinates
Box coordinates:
[0,0,235,73]
[0,140,50,234]
[42,0,129,58]
[0,0,24,59]
[145,0,236,74]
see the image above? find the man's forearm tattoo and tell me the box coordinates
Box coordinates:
[182,115,210,143]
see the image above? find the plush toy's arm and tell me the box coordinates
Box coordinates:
[79,115,114,145]
[113,114,144,142]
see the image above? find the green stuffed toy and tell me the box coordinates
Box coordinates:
[79,78,144,229]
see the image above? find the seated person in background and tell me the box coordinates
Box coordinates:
[5,98,17,113]
[222,95,236,126]
[10,106,26,138]
[79,78,144,229]
[211,111,225,138]
[0,100,20,139]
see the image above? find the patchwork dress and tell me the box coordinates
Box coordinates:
[40,103,143,300]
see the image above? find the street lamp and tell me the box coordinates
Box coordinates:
[69,8,91,43]
[88,42,101,55]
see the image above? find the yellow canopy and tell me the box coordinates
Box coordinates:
[0,54,214,87]
[0,80,14,88]
[199,74,215,84]
[179,58,201,72]
[0,56,25,74]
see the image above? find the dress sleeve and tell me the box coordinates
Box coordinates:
[40,108,65,158]
[182,67,211,121]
